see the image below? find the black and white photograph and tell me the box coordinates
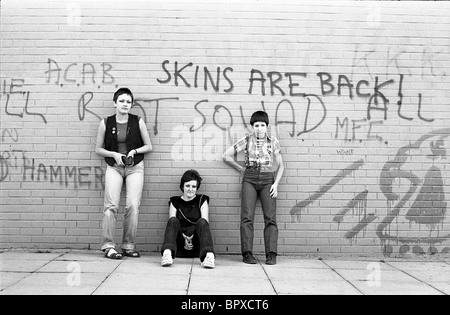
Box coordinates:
[0,0,449,300]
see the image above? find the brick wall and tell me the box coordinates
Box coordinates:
[1,0,449,257]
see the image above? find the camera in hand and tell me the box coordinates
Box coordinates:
[122,156,134,166]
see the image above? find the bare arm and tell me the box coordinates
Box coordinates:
[169,202,177,219]
[274,154,285,186]
[270,154,285,198]
[222,146,245,175]
[200,201,209,222]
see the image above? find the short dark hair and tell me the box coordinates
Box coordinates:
[113,87,134,104]
[250,111,269,126]
[180,170,203,191]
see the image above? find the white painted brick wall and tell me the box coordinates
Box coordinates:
[1,0,450,257]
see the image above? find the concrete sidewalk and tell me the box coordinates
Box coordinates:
[0,250,449,295]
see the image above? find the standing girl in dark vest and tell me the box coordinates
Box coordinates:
[95,88,153,259]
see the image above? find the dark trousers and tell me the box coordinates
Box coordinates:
[241,169,278,255]
[161,217,215,262]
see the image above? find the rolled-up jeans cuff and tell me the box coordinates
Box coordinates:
[121,243,135,251]
[101,243,115,252]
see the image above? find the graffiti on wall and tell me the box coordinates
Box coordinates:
[154,46,449,256]
[1,79,48,124]
[0,59,116,188]
[378,128,450,255]
[291,128,450,256]
[154,51,445,165]
[1,42,449,255]
[0,130,105,189]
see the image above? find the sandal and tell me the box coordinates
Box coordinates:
[122,250,140,258]
[105,248,123,260]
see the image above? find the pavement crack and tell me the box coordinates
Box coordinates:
[185,258,194,295]
[259,258,279,295]
[384,261,447,295]
[90,258,125,295]
[320,259,365,295]
[0,249,70,293]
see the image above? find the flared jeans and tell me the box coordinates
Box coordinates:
[101,162,144,252]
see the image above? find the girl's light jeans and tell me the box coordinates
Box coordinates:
[101,162,144,252]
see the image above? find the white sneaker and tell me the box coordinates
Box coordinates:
[161,251,173,267]
[201,253,215,269]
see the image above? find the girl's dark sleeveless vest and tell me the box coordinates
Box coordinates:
[104,114,144,166]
